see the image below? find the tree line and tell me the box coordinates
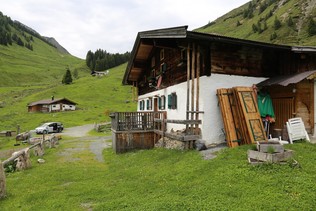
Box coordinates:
[86,49,131,73]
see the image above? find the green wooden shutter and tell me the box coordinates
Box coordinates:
[168,94,172,109]
[158,97,161,110]
[172,93,177,109]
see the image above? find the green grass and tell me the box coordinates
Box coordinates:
[0,63,136,131]
[0,29,137,132]
[1,141,316,210]
[0,35,85,87]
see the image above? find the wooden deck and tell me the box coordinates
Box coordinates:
[110,112,201,153]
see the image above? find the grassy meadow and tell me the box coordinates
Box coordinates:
[1,140,316,210]
[1,10,316,210]
[0,62,136,131]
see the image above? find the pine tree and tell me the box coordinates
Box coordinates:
[274,17,281,30]
[62,68,73,84]
[287,16,294,27]
[308,18,316,36]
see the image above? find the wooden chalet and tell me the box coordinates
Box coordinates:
[28,97,77,113]
[110,25,316,153]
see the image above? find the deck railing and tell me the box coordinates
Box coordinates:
[110,112,166,132]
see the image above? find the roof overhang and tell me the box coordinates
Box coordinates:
[123,25,316,86]
[257,70,316,87]
[123,26,188,85]
[292,46,316,53]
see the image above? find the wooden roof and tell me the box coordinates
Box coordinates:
[123,25,303,85]
[257,70,316,87]
[28,98,77,106]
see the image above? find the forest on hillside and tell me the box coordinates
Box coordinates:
[197,0,316,46]
[0,11,57,51]
[86,49,130,73]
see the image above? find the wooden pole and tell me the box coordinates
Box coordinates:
[0,161,6,199]
[191,44,196,135]
[196,45,200,131]
[186,44,191,132]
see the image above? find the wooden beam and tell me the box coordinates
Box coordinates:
[154,118,201,124]
[183,135,201,141]
[196,45,200,130]
[186,43,191,131]
[191,43,196,133]
[187,111,204,114]
[2,151,24,167]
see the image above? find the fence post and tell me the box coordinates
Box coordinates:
[14,149,31,171]
[34,141,44,157]
[0,161,6,199]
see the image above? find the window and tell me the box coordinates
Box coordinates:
[160,49,164,60]
[181,49,187,61]
[158,95,166,110]
[168,93,177,109]
[160,63,167,74]
[146,98,152,110]
[139,100,145,111]
[151,56,155,67]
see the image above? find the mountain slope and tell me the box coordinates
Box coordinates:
[0,12,136,131]
[0,63,136,130]
[43,36,70,54]
[0,11,88,87]
[196,0,316,46]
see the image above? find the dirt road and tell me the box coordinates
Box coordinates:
[60,124,112,162]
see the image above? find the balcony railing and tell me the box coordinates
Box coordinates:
[110,112,166,132]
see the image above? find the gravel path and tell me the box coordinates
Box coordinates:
[60,124,112,162]
[62,124,95,137]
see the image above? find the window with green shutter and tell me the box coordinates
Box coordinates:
[139,100,145,110]
[159,95,165,110]
[167,93,177,109]
[146,98,152,110]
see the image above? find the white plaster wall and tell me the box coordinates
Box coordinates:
[51,104,60,111]
[62,104,76,111]
[138,73,267,145]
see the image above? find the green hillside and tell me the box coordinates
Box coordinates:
[0,34,86,87]
[0,12,88,87]
[0,12,135,131]
[196,0,316,46]
[0,63,136,131]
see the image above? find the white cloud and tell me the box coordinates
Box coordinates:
[0,0,249,59]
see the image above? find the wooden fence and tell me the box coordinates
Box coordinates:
[110,112,165,153]
[0,134,59,199]
[110,111,202,153]
[110,112,156,132]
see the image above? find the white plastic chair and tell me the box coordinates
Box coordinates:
[286,117,310,144]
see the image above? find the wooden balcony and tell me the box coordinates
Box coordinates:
[110,111,201,153]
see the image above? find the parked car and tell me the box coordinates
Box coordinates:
[35,122,64,134]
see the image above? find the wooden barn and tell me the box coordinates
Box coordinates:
[28,97,77,113]
[110,25,316,153]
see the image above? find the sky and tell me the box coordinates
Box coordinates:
[0,0,249,59]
